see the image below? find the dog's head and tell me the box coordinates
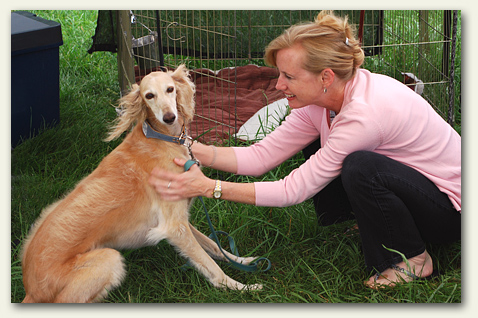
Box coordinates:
[139,65,195,126]
[106,65,195,141]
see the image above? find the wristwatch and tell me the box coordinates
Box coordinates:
[212,180,222,199]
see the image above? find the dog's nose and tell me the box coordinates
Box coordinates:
[163,113,176,124]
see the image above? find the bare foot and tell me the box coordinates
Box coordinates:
[364,250,434,289]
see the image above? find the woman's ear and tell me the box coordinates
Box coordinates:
[321,68,335,87]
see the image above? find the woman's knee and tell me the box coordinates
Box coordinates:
[342,151,377,179]
[341,151,393,193]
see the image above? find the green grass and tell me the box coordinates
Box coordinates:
[11,10,461,303]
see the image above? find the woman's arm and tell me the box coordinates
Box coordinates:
[150,107,323,205]
[191,141,239,173]
[148,158,256,204]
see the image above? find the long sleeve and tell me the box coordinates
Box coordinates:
[233,106,328,177]
[233,69,461,210]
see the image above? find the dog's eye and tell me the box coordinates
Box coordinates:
[167,87,174,93]
[145,93,154,100]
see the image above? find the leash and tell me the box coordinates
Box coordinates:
[143,122,271,272]
[184,159,271,273]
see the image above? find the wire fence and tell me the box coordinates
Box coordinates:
[116,10,459,142]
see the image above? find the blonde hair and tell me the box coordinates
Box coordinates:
[264,10,364,82]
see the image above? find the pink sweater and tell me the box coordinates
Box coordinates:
[233,69,461,211]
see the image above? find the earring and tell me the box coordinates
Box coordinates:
[323,87,327,94]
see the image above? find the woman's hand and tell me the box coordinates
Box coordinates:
[148,158,215,201]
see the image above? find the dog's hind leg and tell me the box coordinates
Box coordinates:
[159,223,261,291]
[54,248,126,303]
[188,223,258,265]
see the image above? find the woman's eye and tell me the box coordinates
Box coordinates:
[167,86,174,93]
[145,93,154,99]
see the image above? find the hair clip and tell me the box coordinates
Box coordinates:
[345,37,350,46]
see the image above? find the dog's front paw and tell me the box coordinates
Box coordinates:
[217,278,263,291]
[243,283,263,291]
[238,256,258,265]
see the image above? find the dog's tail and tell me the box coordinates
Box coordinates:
[105,84,146,142]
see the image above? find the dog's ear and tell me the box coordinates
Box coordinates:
[171,65,195,125]
[105,83,146,141]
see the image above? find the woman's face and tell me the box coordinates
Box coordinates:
[275,44,323,109]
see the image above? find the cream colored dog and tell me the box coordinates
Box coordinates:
[21,65,261,303]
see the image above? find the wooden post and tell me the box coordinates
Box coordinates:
[448,10,457,126]
[443,10,452,80]
[418,10,430,80]
[116,10,135,96]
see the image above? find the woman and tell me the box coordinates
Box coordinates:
[149,11,461,289]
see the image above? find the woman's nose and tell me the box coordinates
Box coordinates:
[276,75,286,91]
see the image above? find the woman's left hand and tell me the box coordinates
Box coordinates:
[148,158,214,201]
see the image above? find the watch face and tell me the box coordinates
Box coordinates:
[213,191,221,199]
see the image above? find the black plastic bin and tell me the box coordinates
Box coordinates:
[11,11,63,147]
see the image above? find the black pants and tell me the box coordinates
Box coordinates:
[303,142,461,273]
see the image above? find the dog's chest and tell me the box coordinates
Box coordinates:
[103,201,167,249]
[143,199,190,245]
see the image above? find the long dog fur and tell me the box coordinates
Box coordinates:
[20,65,261,303]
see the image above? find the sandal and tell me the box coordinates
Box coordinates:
[367,264,440,289]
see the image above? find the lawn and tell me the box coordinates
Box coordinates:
[10,10,461,304]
